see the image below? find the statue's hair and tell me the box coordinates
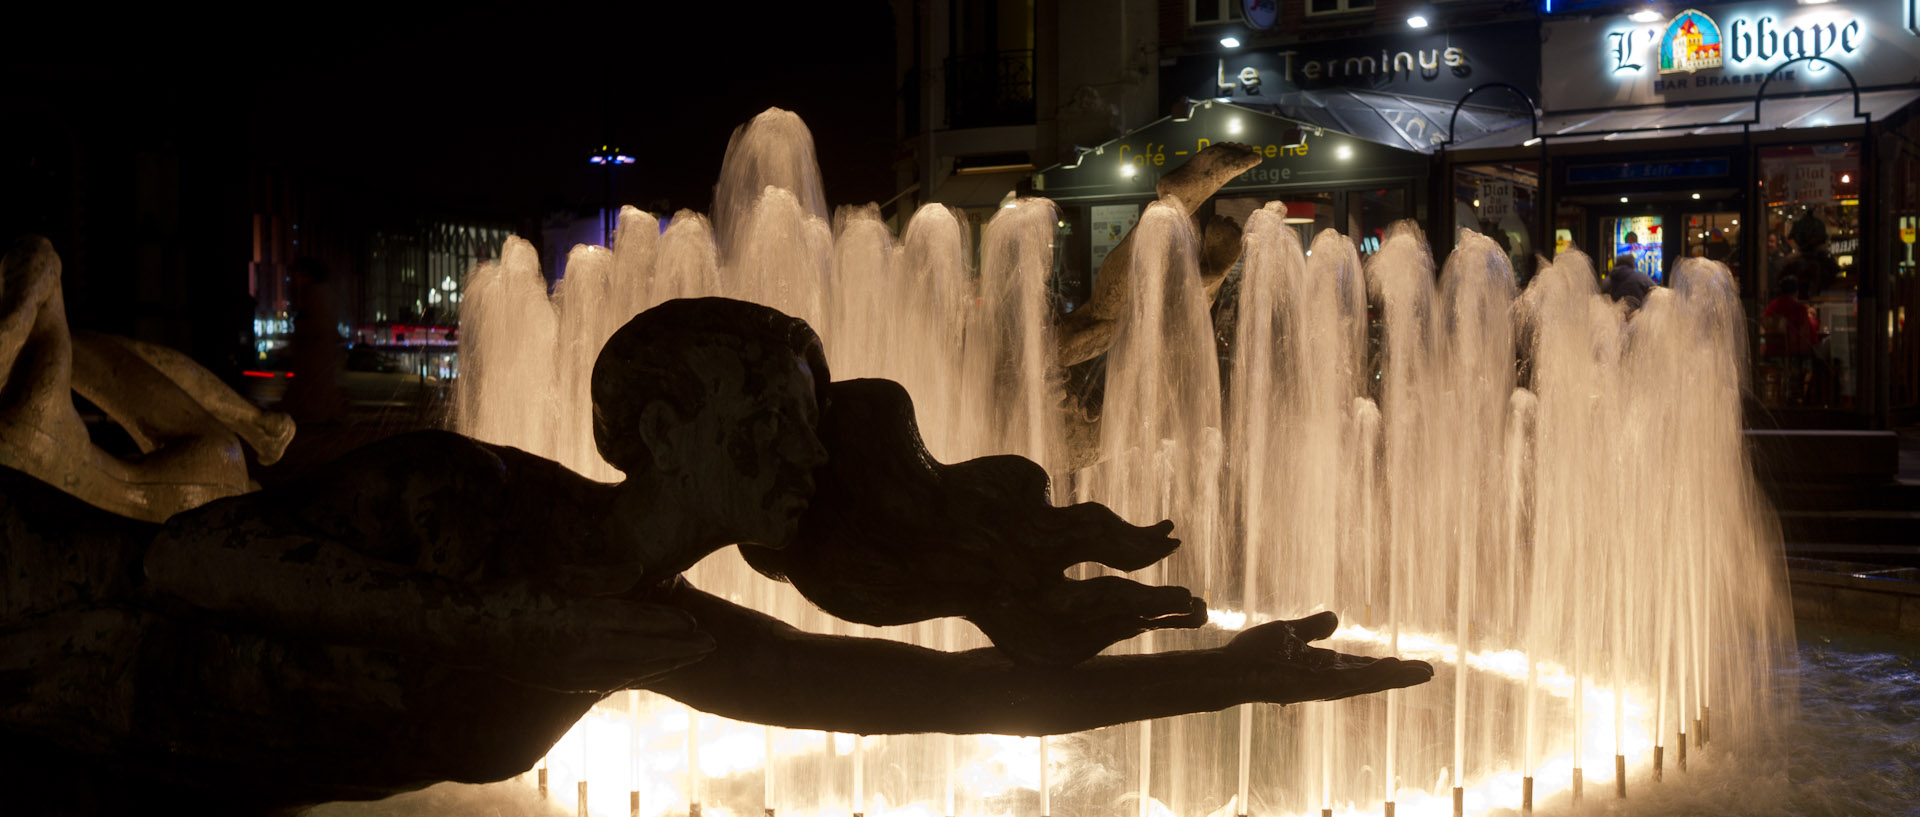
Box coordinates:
[591,297,828,473]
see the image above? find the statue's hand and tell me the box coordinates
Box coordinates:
[1224,612,1433,705]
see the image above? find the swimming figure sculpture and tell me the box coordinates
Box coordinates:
[0,297,1430,814]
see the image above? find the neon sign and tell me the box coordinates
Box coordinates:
[1607,6,1865,75]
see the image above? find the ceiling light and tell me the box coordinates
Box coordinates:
[1841,173,1851,183]
[1221,36,1241,48]
[1620,196,1630,203]
[1691,192,1701,199]
[1407,15,1429,28]
[1523,137,1543,147]
[1629,8,1664,22]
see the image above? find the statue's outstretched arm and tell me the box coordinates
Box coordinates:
[643,581,1432,737]
[145,515,714,694]
[142,433,713,694]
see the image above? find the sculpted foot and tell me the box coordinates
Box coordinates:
[246,410,296,466]
[1155,141,1264,213]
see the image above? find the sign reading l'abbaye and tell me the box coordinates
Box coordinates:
[1541,1,1920,110]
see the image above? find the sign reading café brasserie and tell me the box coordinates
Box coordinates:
[1541,0,1920,110]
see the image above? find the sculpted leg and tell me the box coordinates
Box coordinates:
[1057,142,1263,368]
[0,237,265,521]
[74,330,294,465]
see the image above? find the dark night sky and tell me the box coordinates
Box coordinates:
[1,6,897,356]
[8,4,899,230]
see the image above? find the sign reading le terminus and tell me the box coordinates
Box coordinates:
[1160,21,1540,105]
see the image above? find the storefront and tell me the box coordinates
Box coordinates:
[1032,100,1432,309]
[1443,0,1920,427]
[1113,19,1547,285]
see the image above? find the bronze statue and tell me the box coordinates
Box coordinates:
[0,296,1429,813]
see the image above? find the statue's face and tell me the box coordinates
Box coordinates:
[673,347,827,549]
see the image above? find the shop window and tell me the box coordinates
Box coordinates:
[1453,163,1540,282]
[1349,187,1407,258]
[1278,192,1337,246]
[1190,0,1244,25]
[1890,115,1920,415]
[1755,141,1861,411]
[1307,0,1375,16]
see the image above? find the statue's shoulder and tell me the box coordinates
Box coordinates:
[329,430,566,485]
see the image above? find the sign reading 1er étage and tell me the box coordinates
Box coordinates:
[1542,0,1920,110]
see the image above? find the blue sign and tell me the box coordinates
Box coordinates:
[1567,157,1731,183]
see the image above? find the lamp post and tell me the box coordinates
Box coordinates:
[589,145,635,246]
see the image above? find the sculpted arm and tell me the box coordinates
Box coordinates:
[141,432,713,693]
[643,582,1431,737]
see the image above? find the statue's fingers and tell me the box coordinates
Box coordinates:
[1321,658,1434,700]
[1285,611,1340,643]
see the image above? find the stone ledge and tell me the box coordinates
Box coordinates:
[1788,558,1920,634]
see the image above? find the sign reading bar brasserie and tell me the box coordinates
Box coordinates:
[1159,21,1540,105]
[1541,1,1920,110]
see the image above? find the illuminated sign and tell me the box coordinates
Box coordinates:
[1162,21,1537,104]
[1660,10,1724,73]
[1567,157,1731,183]
[1542,0,1920,109]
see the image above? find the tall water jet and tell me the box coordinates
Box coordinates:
[713,108,828,265]
[965,197,1065,470]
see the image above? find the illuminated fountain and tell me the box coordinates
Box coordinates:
[451,108,1792,817]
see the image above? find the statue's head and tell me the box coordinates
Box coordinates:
[592,298,831,547]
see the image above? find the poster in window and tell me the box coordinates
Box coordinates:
[1090,204,1140,273]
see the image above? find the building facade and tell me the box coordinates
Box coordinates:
[1446,0,1920,428]
[899,0,1920,430]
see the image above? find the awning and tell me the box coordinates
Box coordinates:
[1033,101,1432,202]
[1447,88,1920,151]
[1249,88,1535,155]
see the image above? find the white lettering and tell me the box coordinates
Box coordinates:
[1237,66,1262,94]
[1443,46,1465,67]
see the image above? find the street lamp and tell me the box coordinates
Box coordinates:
[589,145,636,246]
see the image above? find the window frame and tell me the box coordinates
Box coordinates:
[1189,0,1246,26]
[1305,0,1376,18]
